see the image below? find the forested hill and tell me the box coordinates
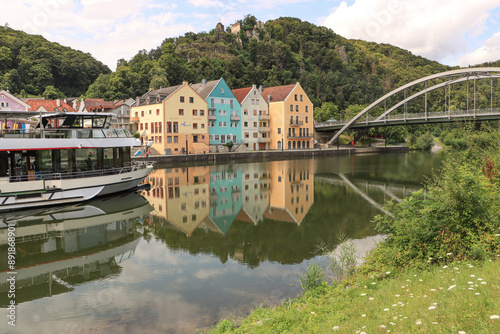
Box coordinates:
[85,16,453,108]
[0,25,110,97]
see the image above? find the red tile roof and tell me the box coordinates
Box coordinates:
[231,87,252,103]
[260,84,296,103]
[25,99,77,112]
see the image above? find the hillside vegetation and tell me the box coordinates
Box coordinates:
[0,25,110,97]
[85,16,454,106]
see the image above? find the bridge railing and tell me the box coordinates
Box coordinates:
[315,108,500,128]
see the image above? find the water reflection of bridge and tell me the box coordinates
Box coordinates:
[316,174,421,216]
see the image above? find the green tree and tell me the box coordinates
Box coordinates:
[42,85,64,99]
[314,102,339,122]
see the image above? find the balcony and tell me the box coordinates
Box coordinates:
[258,114,270,120]
[230,115,240,121]
[289,120,303,126]
[258,126,270,132]
[208,114,217,120]
[287,133,313,139]
[260,137,271,143]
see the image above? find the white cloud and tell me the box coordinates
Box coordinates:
[458,31,500,66]
[322,0,500,64]
[188,0,224,8]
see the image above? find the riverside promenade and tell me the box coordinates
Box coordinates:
[133,146,409,165]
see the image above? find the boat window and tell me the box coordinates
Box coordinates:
[92,129,106,138]
[115,129,127,138]
[92,116,106,128]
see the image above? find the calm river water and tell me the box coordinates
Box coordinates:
[0,151,443,334]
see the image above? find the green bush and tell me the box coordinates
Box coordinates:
[414,132,434,150]
[370,138,500,267]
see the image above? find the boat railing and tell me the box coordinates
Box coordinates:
[9,161,150,183]
[0,128,133,139]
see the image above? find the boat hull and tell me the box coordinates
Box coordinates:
[0,166,152,212]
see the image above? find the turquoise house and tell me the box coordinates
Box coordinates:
[191,78,241,152]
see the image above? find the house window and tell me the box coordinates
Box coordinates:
[201,124,205,128]
[294,94,298,101]
[295,105,299,111]
[167,122,172,133]
[145,123,148,130]
[141,110,144,116]
[221,87,224,93]
[140,123,143,130]
[305,105,309,112]
[253,110,257,115]
[193,109,197,116]
[305,116,308,123]
[156,109,160,115]
[173,122,178,133]
[180,96,185,103]
[289,105,293,112]
[159,123,162,132]
[278,128,281,134]
[300,95,303,101]
[135,112,138,117]
[244,121,248,127]
[189,97,194,103]
[211,98,214,108]
[253,133,258,138]
[193,123,198,129]
[230,100,233,109]
[221,99,224,105]
[167,136,172,143]
[174,136,178,143]
[215,135,220,141]
[245,132,249,138]
[179,109,184,115]
[200,110,204,116]
[244,109,248,115]
[193,135,198,143]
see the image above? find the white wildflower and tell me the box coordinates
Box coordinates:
[332,326,339,331]
[416,319,422,325]
[384,308,389,311]
[379,325,386,329]
[481,282,487,285]
[447,285,457,290]
[490,315,499,319]
[361,314,366,317]
[428,306,436,310]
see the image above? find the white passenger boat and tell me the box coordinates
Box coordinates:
[0,111,153,211]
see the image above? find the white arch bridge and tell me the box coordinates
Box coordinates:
[314,67,500,146]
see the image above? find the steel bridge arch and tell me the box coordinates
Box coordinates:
[326,67,500,146]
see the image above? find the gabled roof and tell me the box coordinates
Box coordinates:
[83,98,115,110]
[24,99,76,112]
[137,84,183,106]
[190,79,220,99]
[260,83,296,103]
[231,87,252,104]
[0,90,31,109]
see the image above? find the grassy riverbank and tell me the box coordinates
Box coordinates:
[211,260,499,333]
[208,130,500,334]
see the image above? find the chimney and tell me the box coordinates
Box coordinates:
[56,99,61,107]
[201,79,207,86]
[259,85,263,93]
[267,95,272,103]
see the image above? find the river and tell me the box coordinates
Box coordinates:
[0,151,443,333]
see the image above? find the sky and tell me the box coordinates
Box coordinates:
[1,0,500,71]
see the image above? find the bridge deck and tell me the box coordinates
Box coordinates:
[315,109,500,131]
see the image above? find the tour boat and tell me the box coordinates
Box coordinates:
[0,110,153,211]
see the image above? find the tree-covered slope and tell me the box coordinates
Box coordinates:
[0,26,110,97]
[86,16,451,108]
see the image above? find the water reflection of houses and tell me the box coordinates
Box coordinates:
[207,166,243,234]
[265,160,314,225]
[143,166,211,236]
[236,164,271,224]
[0,192,153,305]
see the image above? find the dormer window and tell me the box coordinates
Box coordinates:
[146,97,150,104]
[221,88,224,93]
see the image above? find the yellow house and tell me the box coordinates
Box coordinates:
[142,166,210,236]
[131,81,209,155]
[265,159,314,225]
[261,82,313,150]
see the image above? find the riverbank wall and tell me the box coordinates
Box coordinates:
[134,146,409,165]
